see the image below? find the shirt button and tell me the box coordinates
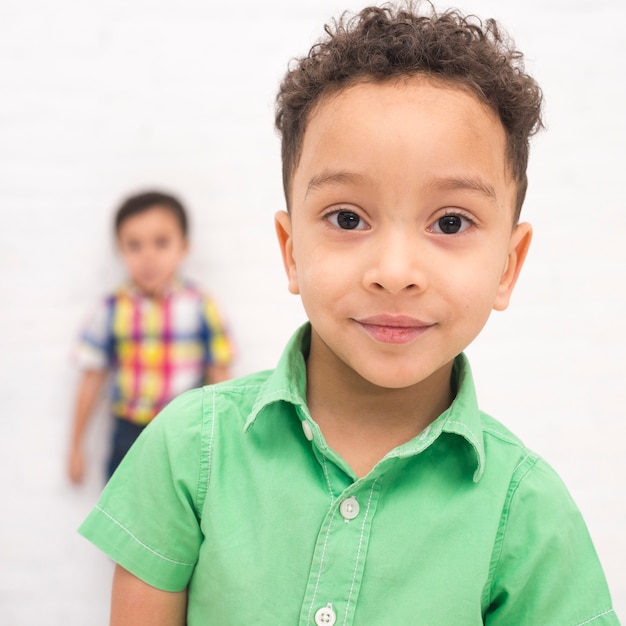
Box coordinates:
[301,420,314,441]
[339,496,360,520]
[314,603,337,626]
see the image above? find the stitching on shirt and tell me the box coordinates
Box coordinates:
[320,454,335,503]
[512,452,532,475]
[254,388,301,404]
[243,386,305,430]
[343,480,378,626]
[575,609,615,626]
[206,387,217,486]
[94,505,195,567]
[483,453,537,608]
[445,419,480,450]
[306,506,338,626]
[195,388,210,513]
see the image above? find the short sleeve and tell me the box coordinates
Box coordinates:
[74,298,113,370]
[484,456,618,625]
[78,388,207,591]
[200,295,234,367]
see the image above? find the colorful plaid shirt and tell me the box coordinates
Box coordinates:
[76,280,234,425]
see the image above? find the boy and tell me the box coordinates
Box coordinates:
[68,190,234,483]
[79,5,618,624]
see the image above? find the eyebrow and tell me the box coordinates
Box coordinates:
[427,175,498,202]
[305,169,367,197]
[305,169,498,203]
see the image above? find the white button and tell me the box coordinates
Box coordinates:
[315,603,336,626]
[301,420,314,441]
[339,496,360,520]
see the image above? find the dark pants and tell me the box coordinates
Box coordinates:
[106,418,146,479]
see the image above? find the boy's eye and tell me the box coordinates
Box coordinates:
[430,213,473,235]
[155,237,170,249]
[328,210,367,230]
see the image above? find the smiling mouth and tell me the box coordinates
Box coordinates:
[355,315,434,344]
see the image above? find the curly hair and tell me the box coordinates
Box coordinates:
[275,2,544,219]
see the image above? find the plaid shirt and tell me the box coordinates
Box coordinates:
[76,280,234,425]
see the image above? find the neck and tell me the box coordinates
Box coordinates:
[306,332,454,477]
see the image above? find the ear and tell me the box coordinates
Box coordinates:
[274,211,300,295]
[493,222,532,311]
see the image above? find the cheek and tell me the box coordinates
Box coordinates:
[296,249,348,300]
[437,258,503,312]
[294,259,342,313]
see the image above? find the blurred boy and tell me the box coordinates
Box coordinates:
[68,190,233,483]
[79,5,617,624]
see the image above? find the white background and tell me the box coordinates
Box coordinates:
[0,0,624,622]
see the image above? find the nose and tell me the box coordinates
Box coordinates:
[363,231,427,295]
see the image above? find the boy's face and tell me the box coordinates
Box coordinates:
[117,206,188,297]
[276,78,532,390]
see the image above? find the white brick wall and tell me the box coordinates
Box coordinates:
[0,0,623,622]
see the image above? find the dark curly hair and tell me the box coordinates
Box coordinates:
[114,190,188,237]
[275,2,544,220]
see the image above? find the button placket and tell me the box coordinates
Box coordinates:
[299,477,381,625]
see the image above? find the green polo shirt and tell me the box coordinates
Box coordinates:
[80,323,618,625]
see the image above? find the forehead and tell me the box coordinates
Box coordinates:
[117,205,184,236]
[290,77,514,211]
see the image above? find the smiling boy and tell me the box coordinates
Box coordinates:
[274,78,531,477]
[79,5,618,625]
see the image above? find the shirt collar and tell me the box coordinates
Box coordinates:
[245,323,310,427]
[245,323,486,482]
[395,353,486,482]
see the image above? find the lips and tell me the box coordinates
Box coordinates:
[355,315,434,344]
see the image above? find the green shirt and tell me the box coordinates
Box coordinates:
[80,324,618,625]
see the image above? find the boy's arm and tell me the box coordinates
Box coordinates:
[110,565,187,626]
[67,369,107,483]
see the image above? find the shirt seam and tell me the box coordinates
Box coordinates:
[94,505,195,568]
[575,609,616,625]
[320,454,336,504]
[194,386,213,515]
[484,452,537,608]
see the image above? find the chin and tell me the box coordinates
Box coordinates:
[357,367,429,390]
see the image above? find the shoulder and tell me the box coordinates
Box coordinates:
[477,411,580,514]
[84,287,131,323]
[76,291,121,357]
[479,415,616,624]
[477,412,570,500]
[85,290,120,317]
